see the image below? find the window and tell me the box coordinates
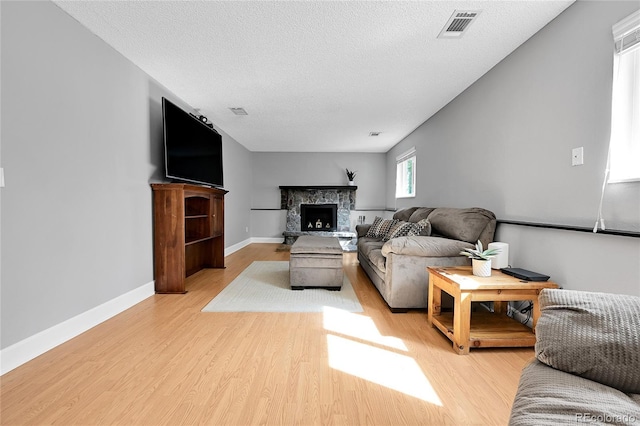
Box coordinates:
[595,10,639,232]
[396,147,416,198]
[608,10,640,183]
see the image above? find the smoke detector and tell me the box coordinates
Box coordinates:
[438,10,481,39]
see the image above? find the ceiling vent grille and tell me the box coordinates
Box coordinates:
[438,10,481,39]
[229,107,248,115]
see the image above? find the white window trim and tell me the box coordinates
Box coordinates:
[395,147,417,163]
[396,147,416,199]
[594,9,640,232]
[607,9,640,184]
[614,9,640,54]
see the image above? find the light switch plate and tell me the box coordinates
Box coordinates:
[572,147,584,166]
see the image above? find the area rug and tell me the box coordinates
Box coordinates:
[202,261,363,313]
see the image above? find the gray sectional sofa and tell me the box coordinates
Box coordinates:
[509,289,640,425]
[356,207,496,312]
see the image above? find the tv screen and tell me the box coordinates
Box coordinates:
[162,97,224,188]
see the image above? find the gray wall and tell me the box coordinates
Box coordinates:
[218,127,253,246]
[251,152,387,238]
[0,1,252,349]
[386,1,640,295]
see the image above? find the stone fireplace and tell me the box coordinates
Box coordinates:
[279,186,357,249]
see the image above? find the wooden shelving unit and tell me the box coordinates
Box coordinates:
[427,266,558,354]
[152,183,227,293]
[431,311,536,348]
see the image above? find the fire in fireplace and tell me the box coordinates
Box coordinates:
[300,204,337,232]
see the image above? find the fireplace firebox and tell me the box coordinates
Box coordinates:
[300,204,337,232]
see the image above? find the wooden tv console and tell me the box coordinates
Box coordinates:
[151,183,227,293]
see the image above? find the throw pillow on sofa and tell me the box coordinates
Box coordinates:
[366,217,398,238]
[382,221,416,242]
[365,217,383,237]
[535,288,640,394]
[413,218,432,236]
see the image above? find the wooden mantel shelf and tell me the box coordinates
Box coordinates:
[279,185,357,190]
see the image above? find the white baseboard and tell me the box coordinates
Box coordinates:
[224,238,283,256]
[250,237,284,244]
[224,238,252,256]
[0,281,155,376]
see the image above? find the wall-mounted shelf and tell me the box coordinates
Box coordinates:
[498,220,639,238]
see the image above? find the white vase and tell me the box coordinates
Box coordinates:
[472,259,492,277]
[348,181,355,186]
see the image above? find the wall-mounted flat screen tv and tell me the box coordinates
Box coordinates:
[162,97,223,188]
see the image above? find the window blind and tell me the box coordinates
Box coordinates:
[396,147,416,163]
[613,9,640,54]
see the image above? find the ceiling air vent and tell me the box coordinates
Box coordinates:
[438,10,481,39]
[229,107,248,115]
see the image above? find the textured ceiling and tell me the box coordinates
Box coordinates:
[53,0,574,153]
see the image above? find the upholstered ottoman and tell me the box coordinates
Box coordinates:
[290,236,344,290]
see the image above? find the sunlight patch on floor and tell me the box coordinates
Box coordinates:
[326,334,442,405]
[322,307,407,351]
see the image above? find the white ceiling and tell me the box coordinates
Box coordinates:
[53,0,574,153]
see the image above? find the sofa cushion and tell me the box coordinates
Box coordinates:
[358,239,384,258]
[381,236,473,257]
[368,249,386,272]
[427,208,495,244]
[535,289,640,394]
[382,221,418,242]
[393,207,419,222]
[509,359,640,426]
[408,208,435,223]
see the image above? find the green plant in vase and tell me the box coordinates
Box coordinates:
[346,168,357,185]
[459,240,501,277]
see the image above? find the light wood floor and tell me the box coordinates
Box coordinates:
[1,244,533,425]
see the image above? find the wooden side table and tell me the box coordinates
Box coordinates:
[427,266,558,355]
